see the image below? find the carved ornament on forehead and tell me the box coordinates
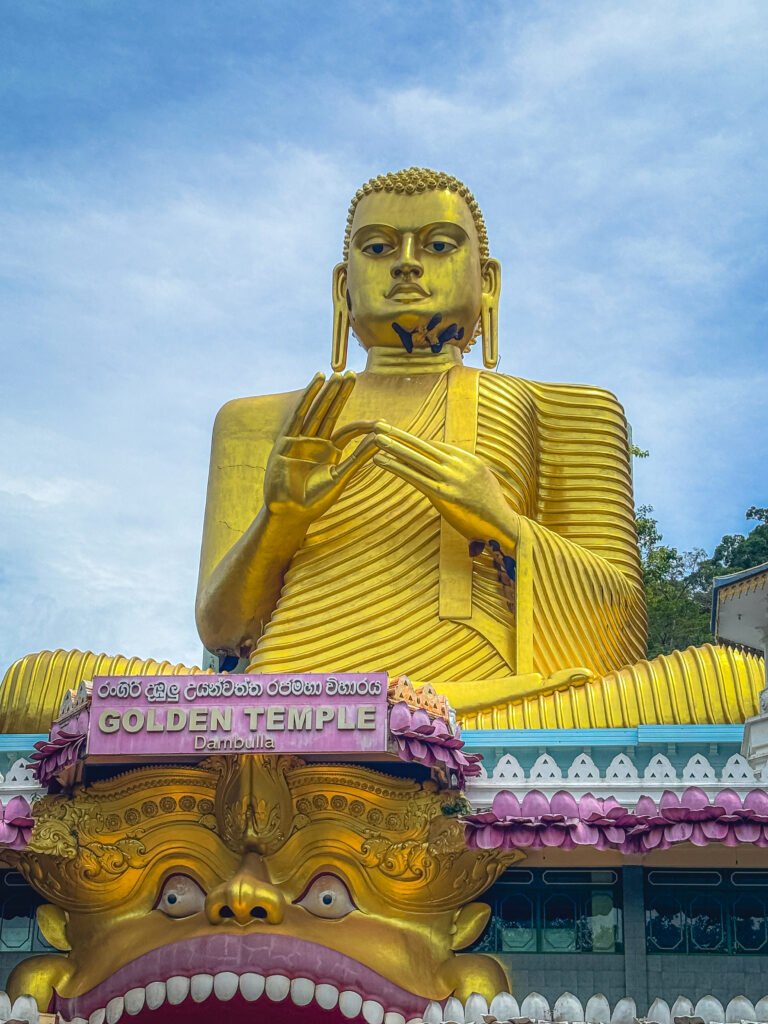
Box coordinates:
[214,754,302,855]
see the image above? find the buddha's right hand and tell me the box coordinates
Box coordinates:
[263,372,376,526]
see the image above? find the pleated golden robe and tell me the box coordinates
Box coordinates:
[247,366,647,683]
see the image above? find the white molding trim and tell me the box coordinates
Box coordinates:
[466,750,765,806]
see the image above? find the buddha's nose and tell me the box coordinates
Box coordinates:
[392,234,423,278]
[206,853,285,927]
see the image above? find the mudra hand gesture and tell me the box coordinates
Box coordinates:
[264,371,375,524]
[372,423,520,550]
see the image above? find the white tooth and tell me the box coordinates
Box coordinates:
[89,1010,106,1024]
[363,999,385,1024]
[290,978,315,1007]
[191,974,214,1003]
[340,991,364,1019]
[124,988,145,1016]
[145,982,166,1010]
[213,972,239,1001]
[106,996,124,1024]
[423,1003,443,1024]
[464,992,489,1022]
[240,973,265,1002]
[384,1014,406,1024]
[489,992,519,1019]
[11,995,39,1023]
[443,996,464,1023]
[406,1018,426,1024]
[265,975,290,1002]
[72,1018,88,1024]
[167,977,190,1005]
[316,984,339,1010]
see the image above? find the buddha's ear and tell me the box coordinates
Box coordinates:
[36,904,72,951]
[332,262,348,304]
[481,258,501,303]
[331,263,349,371]
[449,901,492,951]
[480,259,502,369]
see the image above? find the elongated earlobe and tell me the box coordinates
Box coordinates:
[480,258,501,369]
[331,263,350,371]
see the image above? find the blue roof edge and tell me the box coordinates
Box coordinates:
[463,724,744,748]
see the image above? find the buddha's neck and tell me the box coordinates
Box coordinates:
[364,345,463,375]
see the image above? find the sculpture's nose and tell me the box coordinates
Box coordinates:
[205,853,285,927]
[391,233,423,279]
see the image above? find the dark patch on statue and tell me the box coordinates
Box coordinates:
[391,314,465,354]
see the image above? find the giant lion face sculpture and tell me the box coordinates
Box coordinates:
[8,756,515,1023]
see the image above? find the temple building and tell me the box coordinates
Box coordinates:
[0,169,765,1024]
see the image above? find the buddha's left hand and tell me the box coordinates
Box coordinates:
[372,423,520,548]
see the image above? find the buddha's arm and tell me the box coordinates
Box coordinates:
[196,504,309,655]
[197,373,375,655]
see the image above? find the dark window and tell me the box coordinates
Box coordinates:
[472,869,623,954]
[0,872,53,954]
[646,870,768,955]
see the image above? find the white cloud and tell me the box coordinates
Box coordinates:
[1,1,766,673]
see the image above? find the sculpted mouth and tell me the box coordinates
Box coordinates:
[55,932,427,1024]
[385,283,430,300]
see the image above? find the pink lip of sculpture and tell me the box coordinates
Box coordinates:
[54,931,429,1020]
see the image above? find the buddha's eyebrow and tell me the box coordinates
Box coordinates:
[351,220,469,241]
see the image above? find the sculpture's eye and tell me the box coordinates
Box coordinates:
[362,241,394,256]
[156,875,206,919]
[425,239,457,254]
[295,874,356,919]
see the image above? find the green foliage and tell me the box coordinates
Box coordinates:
[636,505,768,658]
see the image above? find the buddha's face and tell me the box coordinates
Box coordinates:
[344,190,489,352]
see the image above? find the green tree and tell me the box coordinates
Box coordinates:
[636,505,768,658]
[636,505,713,657]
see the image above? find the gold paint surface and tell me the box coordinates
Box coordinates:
[8,757,516,1008]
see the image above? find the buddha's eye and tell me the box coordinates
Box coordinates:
[362,241,394,256]
[425,239,457,254]
[295,874,356,919]
[156,875,206,919]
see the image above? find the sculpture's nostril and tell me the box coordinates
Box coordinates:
[251,906,267,919]
[219,905,235,919]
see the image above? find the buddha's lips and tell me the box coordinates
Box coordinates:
[54,931,428,1021]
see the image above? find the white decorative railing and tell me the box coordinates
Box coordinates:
[1,988,767,1024]
[420,991,768,1024]
[466,750,767,805]
[0,758,43,804]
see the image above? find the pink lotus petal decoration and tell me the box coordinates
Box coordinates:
[29,708,90,788]
[0,796,34,850]
[388,701,483,786]
[463,786,768,853]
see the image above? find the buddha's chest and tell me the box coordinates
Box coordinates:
[336,374,445,432]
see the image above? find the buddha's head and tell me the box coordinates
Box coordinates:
[10,756,514,1023]
[333,168,501,368]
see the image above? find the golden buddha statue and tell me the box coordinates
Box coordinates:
[1,167,763,732]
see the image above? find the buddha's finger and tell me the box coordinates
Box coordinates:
[302,374,344,437]
[373,453,437,496]
[374,436,444,479]
[331,420,380,448]
[332,434,377,486]
[373,422,447,463]
[285,372,325,436]
[315,372,356,439]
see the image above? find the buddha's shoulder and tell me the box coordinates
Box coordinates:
[212,387,305,442]
[481,370,626,418]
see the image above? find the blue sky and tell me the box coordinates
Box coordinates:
[1,0,766,670]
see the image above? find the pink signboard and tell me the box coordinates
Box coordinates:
[87,673,388,759]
